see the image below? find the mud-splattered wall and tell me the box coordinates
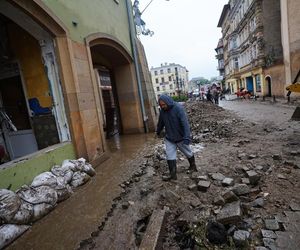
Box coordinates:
[0,143,75,191]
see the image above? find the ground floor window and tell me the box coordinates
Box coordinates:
[255,74,261,92]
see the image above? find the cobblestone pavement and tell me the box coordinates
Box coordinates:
[275,210,300,250]
[220,98,300,250]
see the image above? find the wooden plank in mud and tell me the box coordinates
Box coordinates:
[139,207,168,250]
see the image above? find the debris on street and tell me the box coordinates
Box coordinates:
[78,100,300,249]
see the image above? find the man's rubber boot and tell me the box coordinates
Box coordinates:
[167,160,177,180]
[188,155,197,172]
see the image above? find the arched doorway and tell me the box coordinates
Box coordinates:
[86,34,144,139]
[265,76,272,97]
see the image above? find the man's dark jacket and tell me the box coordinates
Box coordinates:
[156,95,191,143]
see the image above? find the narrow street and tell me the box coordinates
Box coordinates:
[1,1,300,249]
[7,99,300,249]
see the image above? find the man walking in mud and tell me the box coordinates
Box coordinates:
[156,94,197,180]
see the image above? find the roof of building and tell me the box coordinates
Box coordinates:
[150,63,188,71]
[217,4,230,28]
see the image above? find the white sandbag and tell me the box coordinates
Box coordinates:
[17,186,58,206]
[61,160,77,172]
[51,165,65,176]
[0,189,21,223]
[9,201,33,225]
[63,170,73,184]
[70,172,90,188]
[32,203,54,222]
[82,163,96,177]
[0,224,30,249]
[56,185,73,202]
[31,172,58,188]
[70,158,86,172]
[77,158,86,165]
[51,165,73,183]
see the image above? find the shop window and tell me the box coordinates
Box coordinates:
[255,74,261,92]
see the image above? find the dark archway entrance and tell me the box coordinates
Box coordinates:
[97,66,120,139]
[87,34,144,139]
[265,76,272,97]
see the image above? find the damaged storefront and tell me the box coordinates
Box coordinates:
[0,0,157,191]
[0,1,75,190]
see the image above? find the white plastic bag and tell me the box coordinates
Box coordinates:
[56,185,73,202]
[70,172,90,188]
[32,203,54,222]
[17,185,58,206]
[0,224,30,249]
[31,172,58,188]
[82,163,96,177]
[10,201,33,225]
[0,189,21,223]
[51,165,73,184]
[61,159,77,172]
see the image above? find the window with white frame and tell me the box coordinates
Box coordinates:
[234,57,239,69]
[255,74,261,92]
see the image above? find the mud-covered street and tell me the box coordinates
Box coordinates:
[6,99,300,250]
[76,99,300,250]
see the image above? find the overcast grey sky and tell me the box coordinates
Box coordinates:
[137,0,228,79]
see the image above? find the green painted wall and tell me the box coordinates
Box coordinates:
[0,143,76,191]
[42,0,132,55]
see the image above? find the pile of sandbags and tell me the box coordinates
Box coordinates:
[0,158,95,249]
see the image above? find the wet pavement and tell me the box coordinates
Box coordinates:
[220,98,297,124]
[7,134,154,250]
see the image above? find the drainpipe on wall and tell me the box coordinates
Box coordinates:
[125,0,148,133]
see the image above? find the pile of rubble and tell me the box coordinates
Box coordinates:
[185,101,242,142]
[0,158,95,249]
[76,100,300,249]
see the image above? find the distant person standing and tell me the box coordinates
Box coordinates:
[206,88,213,103]
[212,87,220,105]
[155,95,197,180]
